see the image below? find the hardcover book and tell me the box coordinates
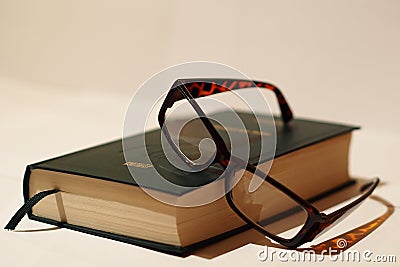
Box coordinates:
[9,112,357,256]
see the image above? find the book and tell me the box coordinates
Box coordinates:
[10,112,357,256]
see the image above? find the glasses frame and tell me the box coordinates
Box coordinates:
[158,78,379,248]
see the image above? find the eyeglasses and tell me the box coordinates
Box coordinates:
[158,78,379,248]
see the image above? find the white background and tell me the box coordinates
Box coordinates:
[0,1,399,266]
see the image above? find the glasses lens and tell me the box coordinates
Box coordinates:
[231,169,309,239]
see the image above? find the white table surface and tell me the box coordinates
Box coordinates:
[0,78,399,267]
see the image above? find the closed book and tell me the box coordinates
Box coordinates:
[13,112,357,255]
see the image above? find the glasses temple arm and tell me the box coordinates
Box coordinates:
[178,78,294,123]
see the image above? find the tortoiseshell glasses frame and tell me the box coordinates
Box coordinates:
[158,78,379,248]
